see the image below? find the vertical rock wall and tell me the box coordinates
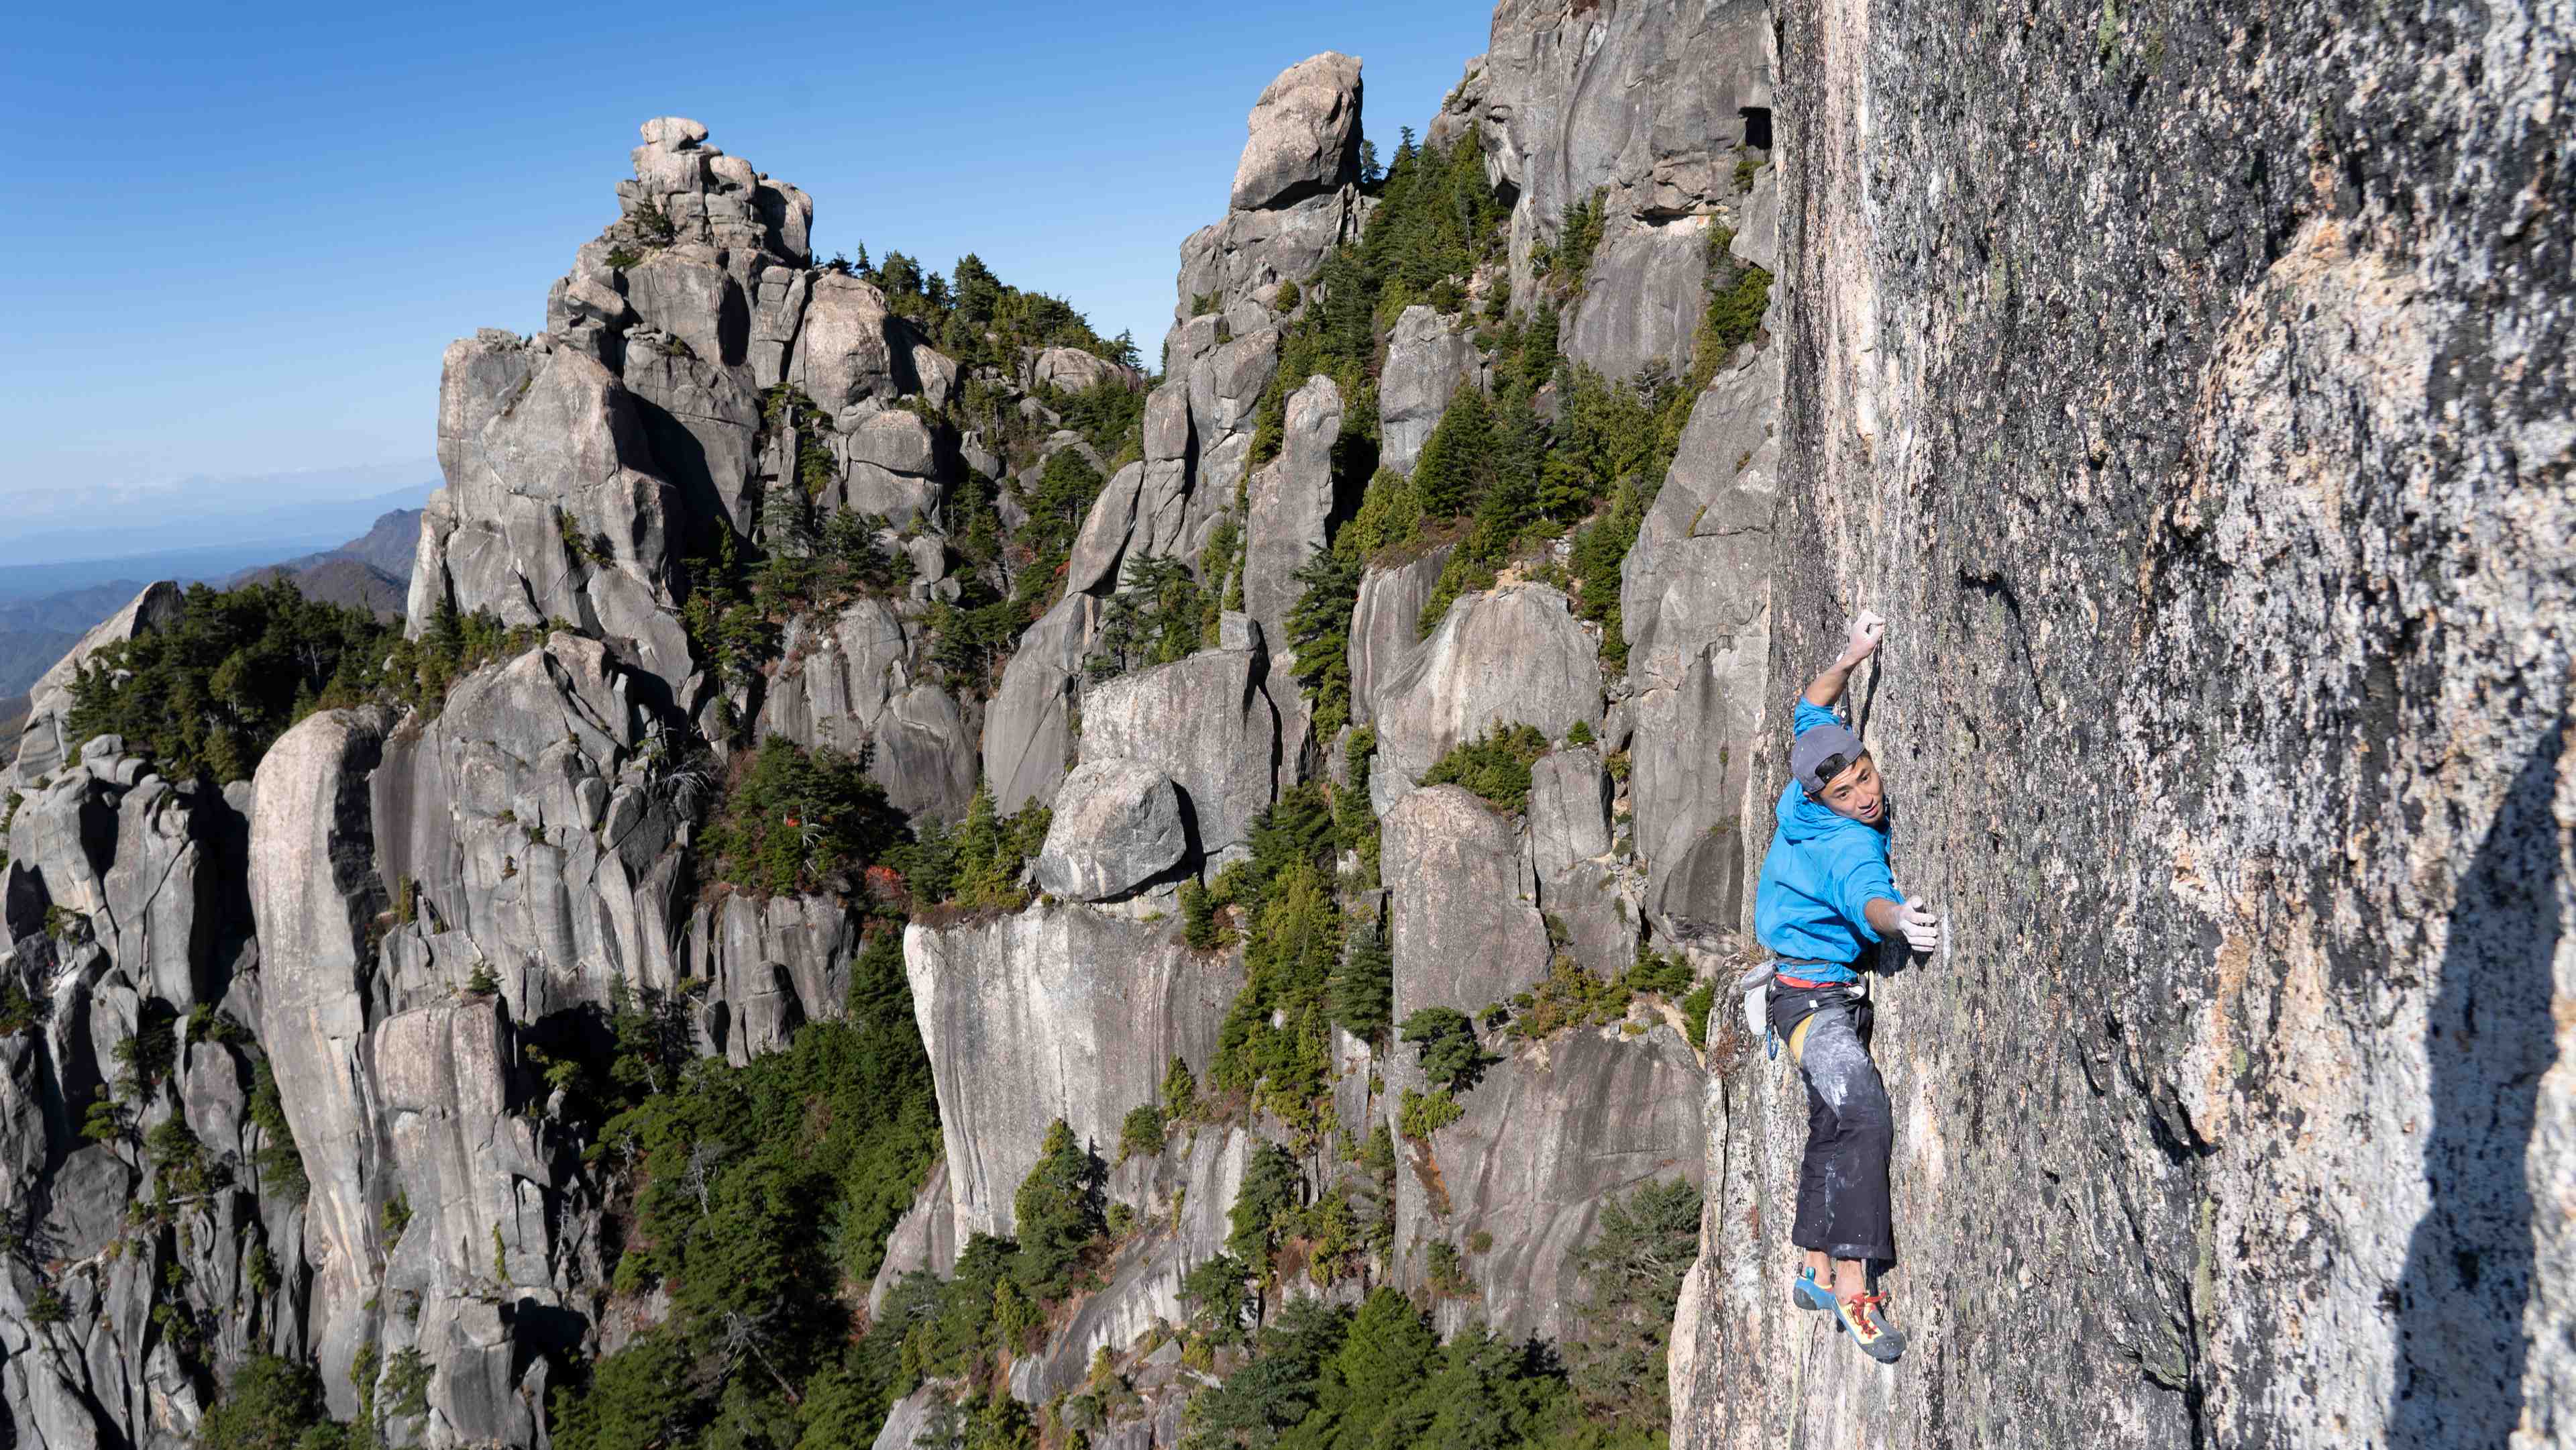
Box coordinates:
[1673,1,2573,1447]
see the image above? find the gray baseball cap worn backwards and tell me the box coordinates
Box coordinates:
[1792,721,1867,798]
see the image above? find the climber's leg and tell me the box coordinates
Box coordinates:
[1773,986,1895,1292]
[1773,986,1841,1263]
[1801,1002,1894,1260]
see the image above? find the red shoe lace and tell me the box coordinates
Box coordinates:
[1843,1292,1890,1335]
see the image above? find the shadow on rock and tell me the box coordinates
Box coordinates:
[2389,717,2565,1446]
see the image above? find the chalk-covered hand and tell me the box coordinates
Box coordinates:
[1894,895,1942,954]
[1843,609,1888,666]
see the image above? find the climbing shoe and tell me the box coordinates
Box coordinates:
[1835,1292,1906,1363]
[1791,1266,1835,1313]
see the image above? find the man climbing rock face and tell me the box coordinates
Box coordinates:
[1752,609,1943,1365]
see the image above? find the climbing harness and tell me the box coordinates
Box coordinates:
[1753,961,1864,1061]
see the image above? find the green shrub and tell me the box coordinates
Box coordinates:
[0,980,38,1037]
[196,1353,340,1450]
[1118,1103,1167,1163]
[388,598,555,716]
[1412,387,1495,521]
[1623,949,1693,997]
[1680,982,1718,1052]
[248,1061,307,1200]
[147,1119,217,1198]
[919,785,1048,912]
[1398,1086,1463,1140]
[1086,555,1210,681]
[1180,878,1231,951]
[1419,723,1552,814]
[66,579,396,784]
[1207,858,1343,1143]
[697,736,910,898]
[1326,917,1393,1043]
[1398,1007,1495,1094]
[1012,1119,1106,1301]
[1226,1143,1305,1269]
[1506,955,1633,1039]
[1703,262,1774,357]
[1568,1178,1705,1426]
[1425,1241,1475,1298]
[1284,548,1362,737]
[1161,1055,1201,1121]
[1549,189,1609,293]
[1179,1253,1253,1345]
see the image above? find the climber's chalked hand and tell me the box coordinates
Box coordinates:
[1894,895,1942,955]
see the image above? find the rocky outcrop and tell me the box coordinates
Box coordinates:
[1077,621,1279,865]
[902,909,1244,1242]
[1393,1027,1704,1345]
[1175,52,1364,337]
[1242,376,1341,652]
[1346,546,1453,730]
[1230,52,1363,212]
[1377,307,1479,476]
[7,582,182,788]
[1670,2,2575,1447]
[251,708,395,1412]
[1030,761,1186,902]
[1365,584,1602,815]
[1620,330,1780,929]
[1444,0,1774,378]
[1381,786,1548,1019]
[985,594,1100,814]
[412,333,698,703]
[1008,1126,1252,1404]
[0,733,284,1450]
[757,599,979,821]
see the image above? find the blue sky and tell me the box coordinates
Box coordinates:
[0,1,1491,551]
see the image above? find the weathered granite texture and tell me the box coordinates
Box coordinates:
[1446,0,1776,378]
[902,909,1245,1242]
[1366,584,1604,815]
[1670,3,2575,1448]
[1031,760,1187,902]
[1622,329,1782,935]
[1392,1026,1705,1347]
[1077,623,1279,866]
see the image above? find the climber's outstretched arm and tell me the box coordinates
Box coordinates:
[1803,609,1886,709]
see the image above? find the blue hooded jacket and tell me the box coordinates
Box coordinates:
[1752,698,1896,977]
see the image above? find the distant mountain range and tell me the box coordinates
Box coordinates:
[0,482,435,604]
[0,505,424,696]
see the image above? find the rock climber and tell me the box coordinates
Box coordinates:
[1750,607,1941,1365]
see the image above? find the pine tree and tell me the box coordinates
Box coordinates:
[1010,1119,1102,1301]
[1227,1143,1305,1267]
[1287,548,1362,738]
[1398,1008,1492,1094]
[1328,918,1394,1043]
[1161,1055,1201,1120]
[1329,1288,1439,1445]
[1413,388,1495,519]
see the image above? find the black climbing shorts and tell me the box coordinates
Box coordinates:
[1770,981,1896,1264]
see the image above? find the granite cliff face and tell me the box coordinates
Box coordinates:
[3,3,2564,1449]
[1669,2,2573,1447]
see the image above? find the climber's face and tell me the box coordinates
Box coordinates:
[1817,753,1884,825]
